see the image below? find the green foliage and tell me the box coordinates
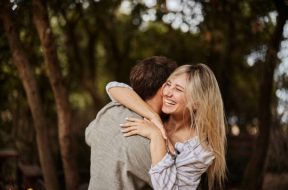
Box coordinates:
[1,0,288,187]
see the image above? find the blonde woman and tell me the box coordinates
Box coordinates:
[107,64,226,190]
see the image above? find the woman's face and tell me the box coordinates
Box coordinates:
[162,73,188,115]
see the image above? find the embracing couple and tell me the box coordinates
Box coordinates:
[85,56,226,190]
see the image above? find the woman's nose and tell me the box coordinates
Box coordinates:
[164,87,173,97]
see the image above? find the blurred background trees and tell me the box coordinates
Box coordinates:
[0,0,287,189]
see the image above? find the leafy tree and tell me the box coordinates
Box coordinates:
[0,1,60,189]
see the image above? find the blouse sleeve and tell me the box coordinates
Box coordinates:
[105,81,132,102]
[149,153,177,189]
[149,141,215,190]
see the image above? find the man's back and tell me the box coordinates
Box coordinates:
[85,102,152,190]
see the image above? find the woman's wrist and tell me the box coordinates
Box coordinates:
[150,129,163,140]
[148,112,160,121]
[150,115,167,139]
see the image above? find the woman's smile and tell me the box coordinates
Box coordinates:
[162,73,187,115]
[163,98,176,106]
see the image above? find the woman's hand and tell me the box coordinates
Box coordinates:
[121,117,168,166]
[150,115,167,139]
[120,117,163,140]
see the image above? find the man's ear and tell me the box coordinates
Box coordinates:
[156,86,163,98]
[160,83,166,97]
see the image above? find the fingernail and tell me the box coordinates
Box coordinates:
[120,124,124,126]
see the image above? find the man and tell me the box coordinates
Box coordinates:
[85,56,177,190]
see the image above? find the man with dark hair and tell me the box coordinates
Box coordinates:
[85,56,177,190]
[130,56,178,100]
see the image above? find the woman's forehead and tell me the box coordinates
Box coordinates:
[169,73,187,82]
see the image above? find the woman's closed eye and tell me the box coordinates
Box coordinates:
[175,84,184,92]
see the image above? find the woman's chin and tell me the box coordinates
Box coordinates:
[162,107,174,114]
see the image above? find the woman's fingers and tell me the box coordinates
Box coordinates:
[120,122,138,127]
[121,126,137,132]
[121,125,139,137]
[120,117,162,139]
[123,130,138,137]
[167,139,176,155]
[126,117,143,123]
[121,117,144,128]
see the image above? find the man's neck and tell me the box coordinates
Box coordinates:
[146,97,161,114]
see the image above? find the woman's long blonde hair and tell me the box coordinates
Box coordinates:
[168,64,226,190]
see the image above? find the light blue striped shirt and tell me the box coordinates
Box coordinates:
[149,137,214,190]
[106,82,215,190]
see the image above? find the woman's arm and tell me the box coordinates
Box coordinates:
[150,132,167,166]
[107,83,158,121]
[121,119,215,189]
[107,82,166,138]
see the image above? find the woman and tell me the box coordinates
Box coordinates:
[107,64,226,190]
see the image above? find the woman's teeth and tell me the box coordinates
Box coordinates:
[164,99,175,105]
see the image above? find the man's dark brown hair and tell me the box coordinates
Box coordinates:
[129,56,177,100]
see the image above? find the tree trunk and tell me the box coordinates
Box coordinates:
[82,32,104,111]
[31,0,79,190]
[0,2,60,190]
[62,14,103,111]
[241,8,287,190]
[60,2,104,111]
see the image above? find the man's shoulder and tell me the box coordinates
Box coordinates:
[96,102,141,120]
[90,101,141,136]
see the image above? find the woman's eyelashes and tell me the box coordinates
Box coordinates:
[176,86,184,92]
[174,83,185,92]
[166,81,183,92]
